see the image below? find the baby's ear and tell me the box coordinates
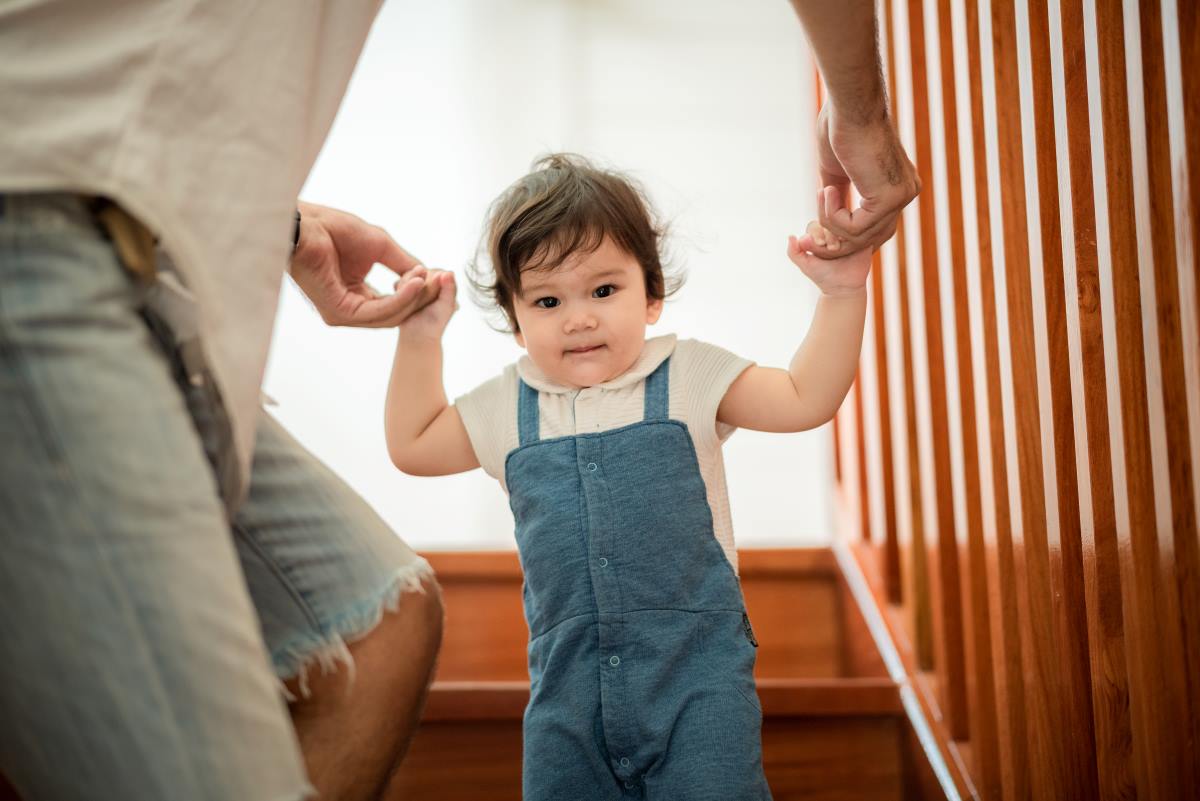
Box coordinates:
[646,297,664,325]
[514,329,526,349]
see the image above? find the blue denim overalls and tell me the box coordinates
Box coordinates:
[505,357,773,800]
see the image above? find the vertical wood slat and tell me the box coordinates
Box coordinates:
[939,0,1002,795]
[872,2,903,608]
[1058,0,1137,797]
[869,246,903,604]
[968,2,1032,797]
[904,0,969,738]
[1022,0,1101,797]
[853,377,872,544]
[885,0,935,672]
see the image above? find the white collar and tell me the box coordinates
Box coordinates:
[516,334,678,395]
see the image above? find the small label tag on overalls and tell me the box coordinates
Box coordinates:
[742,612,758,647]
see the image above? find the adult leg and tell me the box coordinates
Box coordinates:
[0,194,310,801]
[229,412,443,801]
[287,577,442,800]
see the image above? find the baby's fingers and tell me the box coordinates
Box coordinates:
[809,212,842,252]
[792,220,841,257]
[786,238,823,272]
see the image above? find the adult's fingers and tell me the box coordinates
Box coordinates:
[819,184,872,245]
[343,273,435,328]
[373,230,424,276]
[805,205,897,260]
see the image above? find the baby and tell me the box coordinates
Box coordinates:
[385,153,871,801]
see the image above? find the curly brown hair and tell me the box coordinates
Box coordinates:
[468,153,683,333]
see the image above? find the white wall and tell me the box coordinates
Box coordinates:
[262,0,834,551]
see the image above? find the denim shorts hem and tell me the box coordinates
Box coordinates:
[272,557,435,700]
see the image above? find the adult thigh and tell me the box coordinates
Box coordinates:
[0,195,309,801]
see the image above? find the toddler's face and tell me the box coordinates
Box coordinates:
[512,237,662,389]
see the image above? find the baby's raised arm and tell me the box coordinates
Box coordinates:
[718,200,871,433]
[384,270,481,476]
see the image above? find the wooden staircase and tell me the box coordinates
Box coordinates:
[390,548,949,800]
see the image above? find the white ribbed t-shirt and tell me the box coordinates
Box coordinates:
[454,335,753,572]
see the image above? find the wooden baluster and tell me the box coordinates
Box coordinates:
[885,0,935,671]
[870,246,903,603]
[940,0,1003,794]
[1025,0,1102,796]
[874,1,903,607]
[905,0,970,738]
[1057,0,1137,797]
[969,1,1033,796]
[853,376,873,545]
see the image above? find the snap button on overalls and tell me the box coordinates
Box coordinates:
[504,357,772,801]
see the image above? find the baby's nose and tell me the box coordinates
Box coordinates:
[565,313,597,333]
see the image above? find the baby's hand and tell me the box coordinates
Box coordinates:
[397,268,458,341]
[787,221,872,297]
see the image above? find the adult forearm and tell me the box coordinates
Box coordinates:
[385,335,449,461]
[787,289,868,423]
[789,0,886,123]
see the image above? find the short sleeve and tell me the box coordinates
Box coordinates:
[671,338,754,454]
[453,364,518,488]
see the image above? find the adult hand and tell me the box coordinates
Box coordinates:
[289,201,441,327]
[796,101,920,259]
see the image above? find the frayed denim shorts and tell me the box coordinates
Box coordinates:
[0,193,433,800]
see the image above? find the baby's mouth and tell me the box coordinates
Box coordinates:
[566,344,605,355]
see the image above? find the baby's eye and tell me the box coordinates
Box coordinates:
[534,297,559,309]
[593,284,616,299]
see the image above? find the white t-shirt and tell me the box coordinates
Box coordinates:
[0,0,382,486]
[455,335,753,572]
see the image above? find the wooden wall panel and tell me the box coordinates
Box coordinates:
[839,0,1196,798]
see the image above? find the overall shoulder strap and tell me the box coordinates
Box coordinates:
[517,379,540,445]
[642,356,671,421]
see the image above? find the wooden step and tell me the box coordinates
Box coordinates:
[393,677,910,800]
[388,548,934,800]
